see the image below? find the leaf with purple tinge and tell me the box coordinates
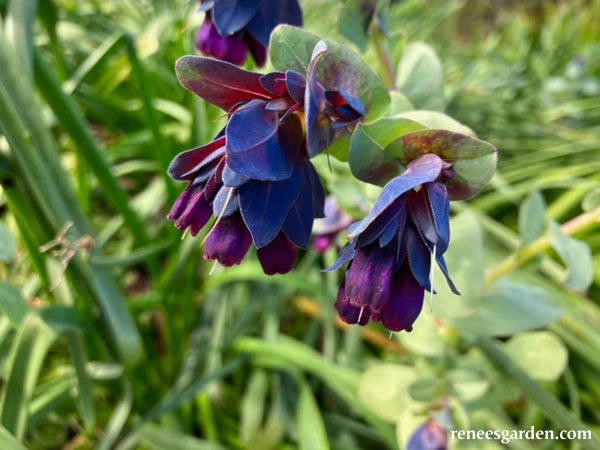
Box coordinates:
[168,136,226,181]
[269,25,389,121]
[226,101,301,180]
[238,166,302,247]
[385,129,497,200]
[348,154,444,239]
[175,56,271,112]
[348,117,426,184]
[212,0,261,36]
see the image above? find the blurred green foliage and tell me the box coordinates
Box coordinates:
[0,0,599,448]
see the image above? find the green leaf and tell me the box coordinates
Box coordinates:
[240,371,269,445]
[519,191,546,245]
[137,423,228,450]
[297,379,330,450]
[0,282,27,327]
[433,210,485,319]
[549,221,594,291]
[394,110,475,136]
[387,91,415,115]
[407,378,447,402]
[503,332,568,382]
[0,222,16,262]
[383,129,497,200]
[581,187,600,212]
[5,0,38,82]
[338,0,372,53]
[450,280,562,337]
[397,312,445,357]
[0,314,56,440]
[348,117,426,184]
[448,369,489,402]
[0,424,27,450]
[358,364,418,422]
[270,25,390,121]
[397,42,445,111]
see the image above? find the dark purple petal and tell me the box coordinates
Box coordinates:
[259,72,288,96]
[175,56,272,112]
[285,70,307,104]
[305,41,332,157]
[223,34,250,66]
[323,242,356,272]
[379,215,400,248]
[348,154,444,240]
[344,243,394,312]
[170,187,213,236]
[257,232,297,275]
[335,278,371,326]
[246,0,303,46]
[168,136,226,181]
[226,100,301,180]
[238,164,302,247]
[407,420,448,450]
[406,222,433,292]
[203,212,252,266]
[212,0,261,36]
[167,184,194,221]
[203,157,226,202]
[212,186,239,217]
[373,265,424,332]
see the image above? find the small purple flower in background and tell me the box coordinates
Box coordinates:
[407,419,448,450]
[195,0,303,67]
[327,153,460,332]
[167,44,365,275]
[312,196,354,253]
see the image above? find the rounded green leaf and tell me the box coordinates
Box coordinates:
[503,331,568,382]
[397,42,445,111]
[449,280,563,337]
[448,369,489,402]
[269,25,390,121]
[358,364,418,422]
[384,129,497,200]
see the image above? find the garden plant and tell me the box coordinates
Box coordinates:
[0,0,599,449]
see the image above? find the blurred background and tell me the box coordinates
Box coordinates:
[0,0,599,448]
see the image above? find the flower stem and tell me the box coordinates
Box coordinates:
[484,205,600,287]
[371,29,396,90]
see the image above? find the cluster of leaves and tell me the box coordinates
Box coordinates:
[0,1,598,449]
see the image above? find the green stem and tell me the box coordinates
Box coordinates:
[371,29,396,90]
[485,205,600,287]
[477,337,600,450]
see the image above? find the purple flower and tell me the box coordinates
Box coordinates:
[407,420,448,450]
[312,196,354,253]
[168,46,364,275]
[327,153,459,332]
[196,0,303,67]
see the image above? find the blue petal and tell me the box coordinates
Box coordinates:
[409,182,450,253]
[285,70,306,105]
[222,163,249,187]
[212,0,261,35]
[348,154,444,240]
[406,223,433,292]
[304,159,325,218]
[238,164,302,247]
[212,186,239,217]
[282,160,320,248]
[435,254,460,295]
[246,0,303,46]
[323,242,356,272]
[226,100,300,180]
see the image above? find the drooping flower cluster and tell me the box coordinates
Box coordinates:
[167,46,365,275]
[195,0,302,67]
[327,154,460,332]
